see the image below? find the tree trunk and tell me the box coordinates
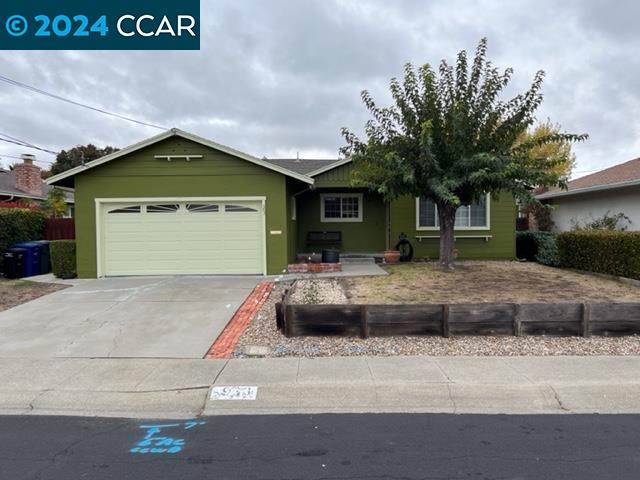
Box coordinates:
[437,202,457,270]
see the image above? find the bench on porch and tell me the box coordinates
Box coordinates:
[306,231,342,246]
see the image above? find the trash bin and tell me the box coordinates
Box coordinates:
[2,247,27,279]
[12,242,42,277]
[31,240,51,274]
[321,249,340,263]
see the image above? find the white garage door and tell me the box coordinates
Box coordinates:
[100,199,264,276]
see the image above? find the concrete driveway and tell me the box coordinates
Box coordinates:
[0,276,260,358]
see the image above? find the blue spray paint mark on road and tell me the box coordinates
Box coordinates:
[130,421,206,454]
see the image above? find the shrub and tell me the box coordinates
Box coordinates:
[570,210,631,231]
[0,208,45,269]
[50,240,77,279]
[558,231,640,280]
[516,231,559,266]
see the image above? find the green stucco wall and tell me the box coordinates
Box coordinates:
[73,137,293,277]
[285,179,301,264]
[389,191,516,259]
[295,188,386,253]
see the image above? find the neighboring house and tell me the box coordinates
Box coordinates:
[536,157,640,231]
[46,128,516,278]
[0,154,74,216]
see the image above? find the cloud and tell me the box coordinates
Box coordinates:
[0,0,638,176]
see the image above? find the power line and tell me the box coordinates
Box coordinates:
[0,131,57,153]
[0,136,57,155]
[0,73,167,130]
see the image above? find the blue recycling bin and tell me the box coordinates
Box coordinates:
[31,240,51,274]
[12,242,42,277]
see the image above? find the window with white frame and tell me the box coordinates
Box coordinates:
[416,195,489,229]
[321,193,363,222]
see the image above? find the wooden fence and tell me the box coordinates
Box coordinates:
[44,218,75,240]
[276,292,640,338]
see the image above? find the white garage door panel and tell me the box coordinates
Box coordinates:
[101,200,264,276]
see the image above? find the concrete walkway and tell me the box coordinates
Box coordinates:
[1,356,640,418]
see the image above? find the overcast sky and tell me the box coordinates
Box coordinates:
[0,0,638,178]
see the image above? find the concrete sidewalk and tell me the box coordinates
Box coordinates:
[0,356,639,418]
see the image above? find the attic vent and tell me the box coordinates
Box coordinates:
[154,155,203,161]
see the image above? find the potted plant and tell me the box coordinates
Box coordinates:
[383,250,401,264]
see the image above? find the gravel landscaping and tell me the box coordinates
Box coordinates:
[0,279,67,312]
[235,282,640,358]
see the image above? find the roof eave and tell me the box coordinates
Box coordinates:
[0,190,46,200]
[307,157,352,177]
[536,178,640,200]
[46,128,315,186]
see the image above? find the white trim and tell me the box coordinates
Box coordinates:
[95,196,266,203]
[0,190,46,201]
[307,157,352,177]
[415,194,491,231]
[536,178,640,200]
[416,235,493,242]
[46,128,314,186]
[260,198,267,277]
[320,192,363,223]
[94,196,268,278]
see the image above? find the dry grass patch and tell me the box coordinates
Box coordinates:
[342,261,640,304]
[0,279,67,312]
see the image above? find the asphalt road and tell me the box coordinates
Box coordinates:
[1,414,639,479]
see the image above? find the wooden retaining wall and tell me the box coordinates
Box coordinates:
[276,291,640,338]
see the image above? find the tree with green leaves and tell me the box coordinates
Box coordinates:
[45,144,118,178]
[341,38,587,268]
[42,186,67,218]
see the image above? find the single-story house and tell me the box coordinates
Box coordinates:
[46,129,516,277]
[0,154,74,215]
[536,157,640,231]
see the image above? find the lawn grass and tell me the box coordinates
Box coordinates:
[0,278,67,312]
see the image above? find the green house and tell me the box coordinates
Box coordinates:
[46,129,516,277]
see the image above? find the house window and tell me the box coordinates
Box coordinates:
[146,204,180,213]
[225,204,258,212]
[320,193,363,222]
[186,203,219,213]
[108,206,141,214]
[291,197,297,221]
[417,195,489,230]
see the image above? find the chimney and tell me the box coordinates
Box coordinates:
[14,154,43,197]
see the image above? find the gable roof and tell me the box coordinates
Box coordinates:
[0,168,74,202]
[537,157,640,200]
[263,158,341,175]
[46,128,315,187]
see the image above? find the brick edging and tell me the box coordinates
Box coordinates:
[288,262,342,273]
[205,281,274,359]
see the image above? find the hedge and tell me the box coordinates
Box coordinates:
[50,240,77,279]
[516,231,559,266]
[0,208,45,269]
[558,231,640,280]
